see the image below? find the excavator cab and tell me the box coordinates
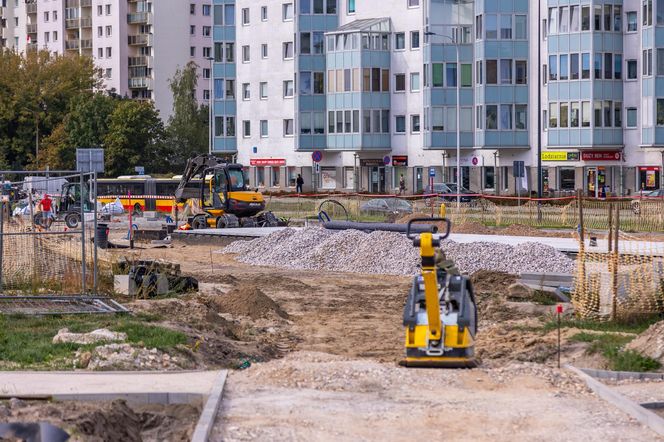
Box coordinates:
[400,217,478,369]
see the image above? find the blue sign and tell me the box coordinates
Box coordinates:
[383,156,391,166]
[134,166,145,175]
[429,167,436,177]
[513,161,525,178]
[312,150,323,163]
[252,146,258,154]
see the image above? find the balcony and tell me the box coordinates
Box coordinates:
[80,39,92,49]
[128,34,148,45]
[129,77,152,89]
[127,12,150,24]
[65,18,80,29]
[26,24,38,34]
[128,56,150,67]
[65,39,79,50]
[80,17,92,28]
[26,3,37,14]
[26,43,38,52]
[80,0,92,7]
[65,0,80,7]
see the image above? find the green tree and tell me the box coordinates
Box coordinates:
[103,100,164,176]
[164,61,209,171]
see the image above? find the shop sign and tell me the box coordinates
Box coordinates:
[249,158,286,166]
[360,159,385,167]
[639,166,660,171]
[581,151,621,161]
[392,155,408,166]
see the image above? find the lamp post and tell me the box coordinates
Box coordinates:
[425,31,460,208]
[207,57,214,154]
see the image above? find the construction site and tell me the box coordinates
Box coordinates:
[1,167,664,441]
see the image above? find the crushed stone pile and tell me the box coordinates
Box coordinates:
[219,227,575,276]
[626,321,664,364]
[53,328,127,345]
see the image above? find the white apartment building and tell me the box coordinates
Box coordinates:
[1,0,215,119]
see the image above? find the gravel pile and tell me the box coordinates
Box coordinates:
[219,227,575,276]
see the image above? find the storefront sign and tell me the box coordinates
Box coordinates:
[360,159,385,167]
[250,158,286,166]
[541,151,580,161]
[581,151,621,161]
[392,155,408,166]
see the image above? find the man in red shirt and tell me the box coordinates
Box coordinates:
[38,194,54,229]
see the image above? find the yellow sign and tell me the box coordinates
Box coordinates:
[541,151,569,161]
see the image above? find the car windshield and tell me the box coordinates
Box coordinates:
[432,184,451,193]
[227,169,247,191]
[389,199,411,209]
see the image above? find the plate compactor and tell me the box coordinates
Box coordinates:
[400,218,479,368]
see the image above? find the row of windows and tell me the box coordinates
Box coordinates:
[475,105,527,131]
[475,14,527,41]
[642,0,664,27]
[189,4,212,17]
[547,101,622,129]
[326,68,391,93]
[474,60,527,86]
[189,25,212,37]
[215,116,296,138]
[546,53,622,82]
[428,107,472,132]
[546,4,623,35]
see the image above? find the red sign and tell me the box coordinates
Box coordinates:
[581,151,621,161]
[249,158,286,166]
[639,166,660,171]
[392,155,408,166]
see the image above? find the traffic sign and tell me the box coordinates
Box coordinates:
[312,150,323,163]
[429,167,436,177]
[471,157,479,166]
[135,166,145,175]
[383,156,391,166]
[513,161,525,178]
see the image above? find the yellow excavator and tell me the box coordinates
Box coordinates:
[174,154,280,229]
[400,217,478,368]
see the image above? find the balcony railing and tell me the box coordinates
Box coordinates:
[65,0,80,7]
[127,12,149,24]
[26,23,38,34]
[80,0,92,7]
[129,77,151,89]
[128,56,148,67]
[80,17,92,28]
[80,39,92,49]
[65,18,80,29]
[128,34,148,45]
[65,39,79,50]
[26,3,37,14]
[26,43,38,52]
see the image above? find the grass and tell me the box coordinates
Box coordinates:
[541,315,661,334]
[0,313,187,369]
[570,332,661,372]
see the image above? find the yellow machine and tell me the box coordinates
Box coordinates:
[400,217,478,368]
[174,155,280,229]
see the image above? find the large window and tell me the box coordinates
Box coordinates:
[657,99,664,125]
[582,53,590,79]
[500,59,512,84]
[486,105,497,129]
[581,6,590,31]
[570,54,579,80]
[626,108,637,127]
[549,55,557,81]
[570,102,580,127]
[515,104,527,130]
[560,54,569,80]
[486,14,497,39]
[628,59,638,79]
[486,60,497,84]
[627,11,637,31]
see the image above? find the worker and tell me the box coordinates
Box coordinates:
[296,174,304,194]
[38,194,54,229]
[399,174,406,195]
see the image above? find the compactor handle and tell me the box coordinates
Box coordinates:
[406,217,451,241]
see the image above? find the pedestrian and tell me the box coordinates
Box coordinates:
[38,194,54,229]
[399,174,406,195]
[296,174,304,194]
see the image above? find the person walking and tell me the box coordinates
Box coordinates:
[296,174,304,194]
[38,194,54,230]
[399,174,406,195]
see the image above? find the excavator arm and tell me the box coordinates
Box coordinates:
[174,154,227,203]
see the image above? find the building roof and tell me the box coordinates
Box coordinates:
[330,18,391,34]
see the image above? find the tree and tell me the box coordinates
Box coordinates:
[163,61,209,171]
[0,49,101,169]
[103,100,164,176]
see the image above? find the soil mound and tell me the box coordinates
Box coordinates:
[471,271,517,295]
[452,221,495,235]
[626,321,664,363]
[499,224,571,238]
[215,286,289,320]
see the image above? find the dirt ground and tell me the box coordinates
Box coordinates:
[0,399,199,441]
[100,243,664,440]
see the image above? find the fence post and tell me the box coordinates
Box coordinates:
[80,171,86,294]
[0,196,4,293]
[577,189,586,302]
[93,171,98,295]
[611,204,620,321]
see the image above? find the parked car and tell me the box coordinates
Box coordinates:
[360,198,413,214]
[631,188,664,214]
[425,183,477,203]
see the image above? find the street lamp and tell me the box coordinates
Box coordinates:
[207,57,214,154]
[425,30,461,208]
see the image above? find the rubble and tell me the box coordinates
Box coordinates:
[220,227,575,276]
[626,320,664,364]
[52,328,127,345]
[76,344,186,371]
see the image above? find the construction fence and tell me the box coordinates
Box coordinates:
[264,193,664,232]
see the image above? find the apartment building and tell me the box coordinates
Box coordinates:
[211,0,664,195]
[1,0,214,119]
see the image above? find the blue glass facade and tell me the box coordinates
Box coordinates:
[212,0,237,153]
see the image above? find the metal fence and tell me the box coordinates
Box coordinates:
[0,170,99,296]
[264,193,664,232]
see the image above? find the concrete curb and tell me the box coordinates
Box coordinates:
[191,370,228,442]
[579,368,664,381]
[567,365,664,436]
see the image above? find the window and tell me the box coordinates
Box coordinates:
[432,108,444,131]
[476,15,483,40]
[486,105,498,129]
[604,53,612,79]
[97,5,102,15]
[644,0,653,26]
[44,32,49,43]
[98,26,103,37]
[106,47,112,58]
[658,99,664,125]
[486,14,497,39]
[548,8,557,34]
[627,59,638,79]
[53,31,58,41]
[395,116,406,133]
[243,120,251,137]
[203,47,211,58]
[225,80,235,99]
[594,53,602,79]
[203,69,211,80]
[283,42,294,59]
[515,60,527,84]
[657,49,664,75]
[44,11,49,22]
[190,46,196,57]
[242,8,250,25]
[260,82,268,99]
[515,105,527,130]
[594,100,602,127]
[549,55,557,81]
[242,45,250,62]
[301,113,312,134]
[395,33,405,50]
[559,102,569,127]
[484,167,495,189]
[486,60,497,84]
[614,102,622,127]
[395,74,406,92]
[582,101,591,127]
[106,26,112,37]
[476,106,483,129]
[614,54,622,79]
[261,44,268,59]
[283,3,293,21]
[626,108,637,127]
[105,4,111,15]
[261,6,268,21]
[627,11,638,31]
[348,0,356,14]
[283,119,294,136]
[582,53,590,79]
[313,32,324,54]
[242,83,250,100]
[105,68,112,79]
[570,6,579,32]
[203,5,211,16]
[411,114,420,133]
[315,112,326,134]
[559,55,568,80]
[411,31,420,49]
[500,15,512,39]
[604,4,611,31]
[570,54,579,80]
[582,6,590,31]
[300,32,311,54]
[594,5,602,30]
[98,48,103,58]
[314,72,325,94]
[614,5,622,31]
[476,60,483,84]
[499,104,512,129]
[460,64,472,87]
[499,59,512,84]
[447,63,458,87]
[410,72,420,91]
[549,103,558,128]
[408,0,420,6]
[644,49,653,75]
[190,4,196,15]
[203,26,211,37]
[559,7,569,33]
[283,80,293,97]
[432,64,444,87]
[603,100,612,127]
